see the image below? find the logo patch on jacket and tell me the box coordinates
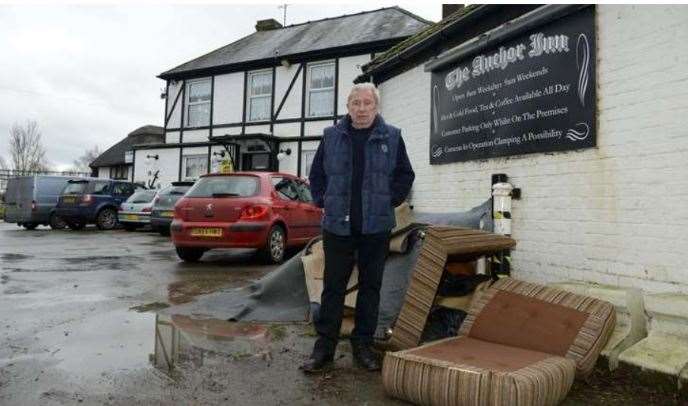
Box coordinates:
[381,144,388,153]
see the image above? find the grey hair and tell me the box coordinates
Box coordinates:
[348,83,380,106]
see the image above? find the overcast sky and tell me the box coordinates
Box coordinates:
[0,2,442,171]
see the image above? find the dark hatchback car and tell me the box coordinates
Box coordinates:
[54,179,144,230]
[150,181,194,236]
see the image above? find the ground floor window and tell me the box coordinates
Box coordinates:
[301,149,316,177]
[109,165,129,180]
[183,154,208,180]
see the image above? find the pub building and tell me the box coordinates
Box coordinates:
[358,4,688,379]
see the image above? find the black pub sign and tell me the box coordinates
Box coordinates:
[430,7,596,164]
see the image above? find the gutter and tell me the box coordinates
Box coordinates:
[424,4,589,72]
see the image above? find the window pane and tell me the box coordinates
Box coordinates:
[189,81,211,103]
[310,64,334,89]
[308,89,334,117]
[301,150,316,177]
[250,72,272,96]
[184,155,208,179]
[188,103,210,127]
[249,96,270,121]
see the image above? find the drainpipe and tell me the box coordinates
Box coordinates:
[491,174,520,279]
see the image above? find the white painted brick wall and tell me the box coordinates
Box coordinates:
[379,5,688,294]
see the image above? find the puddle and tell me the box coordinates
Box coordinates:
[35,308,155,379]
[1,253,34,262]
[151,314,288,373]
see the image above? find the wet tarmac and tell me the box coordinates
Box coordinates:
[1,222,681,405]
[0,222,400,405]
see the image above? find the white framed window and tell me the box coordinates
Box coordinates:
[186,79,211,127]
[183,154,208,180]
[301,149,316,177]
[247,70,272,121]
[307,62,335,117]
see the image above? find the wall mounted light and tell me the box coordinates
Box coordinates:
[146,154,159,160]
[277,148,292,161]
[280,59,291,68]
[212,151,226,158]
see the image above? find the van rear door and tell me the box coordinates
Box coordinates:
[3,177,34,223]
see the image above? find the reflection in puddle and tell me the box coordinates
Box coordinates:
[152,314,279,372]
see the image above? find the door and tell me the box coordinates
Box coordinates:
[294,179,322,239]
[270,176,301,240]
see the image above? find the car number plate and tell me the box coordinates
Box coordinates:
[63,197,76,204]
[161,211,174,218]
[191,228,222,238]
[124,214,139,221]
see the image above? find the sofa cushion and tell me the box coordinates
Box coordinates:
[459,278,616,377]
[468,290,589,356]
[382,336,576,406]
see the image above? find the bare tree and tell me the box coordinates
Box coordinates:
[0,155,7,170]
[9,120,48,171]
[72,145,102,172]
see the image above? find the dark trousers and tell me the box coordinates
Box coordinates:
[315,229,390,353]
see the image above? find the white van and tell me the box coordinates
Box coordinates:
[3,176,82,230]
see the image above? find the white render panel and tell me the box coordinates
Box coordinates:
[275,63,303,119]
[134,148,180,189]
[337,54,372,113]
[244,124,271,134]
[166,131,180,144]
[378,5,688,293]
[213,72,244,125]
[182,129,210,143]
[166,81,183,129]
[273,122,301,138]
[276,141,298,175]
[304,120,331,137]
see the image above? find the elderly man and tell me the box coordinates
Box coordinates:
[301,83,415,373]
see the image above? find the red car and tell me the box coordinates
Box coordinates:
[171,172,322,263]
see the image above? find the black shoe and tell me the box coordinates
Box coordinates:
[300,351,334,374]
[351,342,381,371]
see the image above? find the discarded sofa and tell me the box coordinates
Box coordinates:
[382,278,616,406]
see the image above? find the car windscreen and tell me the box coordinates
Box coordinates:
[185,176,259,198]
[125,190,157,203]
[160,185,191,196]
[62,182,87,195]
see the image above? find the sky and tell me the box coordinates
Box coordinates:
[0,2,443,171]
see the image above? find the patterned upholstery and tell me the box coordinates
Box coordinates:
[382,278,616,405]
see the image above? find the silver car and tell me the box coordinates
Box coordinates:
[118,190,157,231]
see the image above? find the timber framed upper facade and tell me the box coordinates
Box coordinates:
[132,7,431,188]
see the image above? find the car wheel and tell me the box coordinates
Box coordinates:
[49,214,67,230]
[159,227,171,237]
[175,247,204,262]
[22,223,38,230]
[67,221,85,230]
[260,225,286,264]
[123,224,138,232]
[96,208,117,230]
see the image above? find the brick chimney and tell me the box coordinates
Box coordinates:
[442,4,464,19]
[255,18,283,32]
